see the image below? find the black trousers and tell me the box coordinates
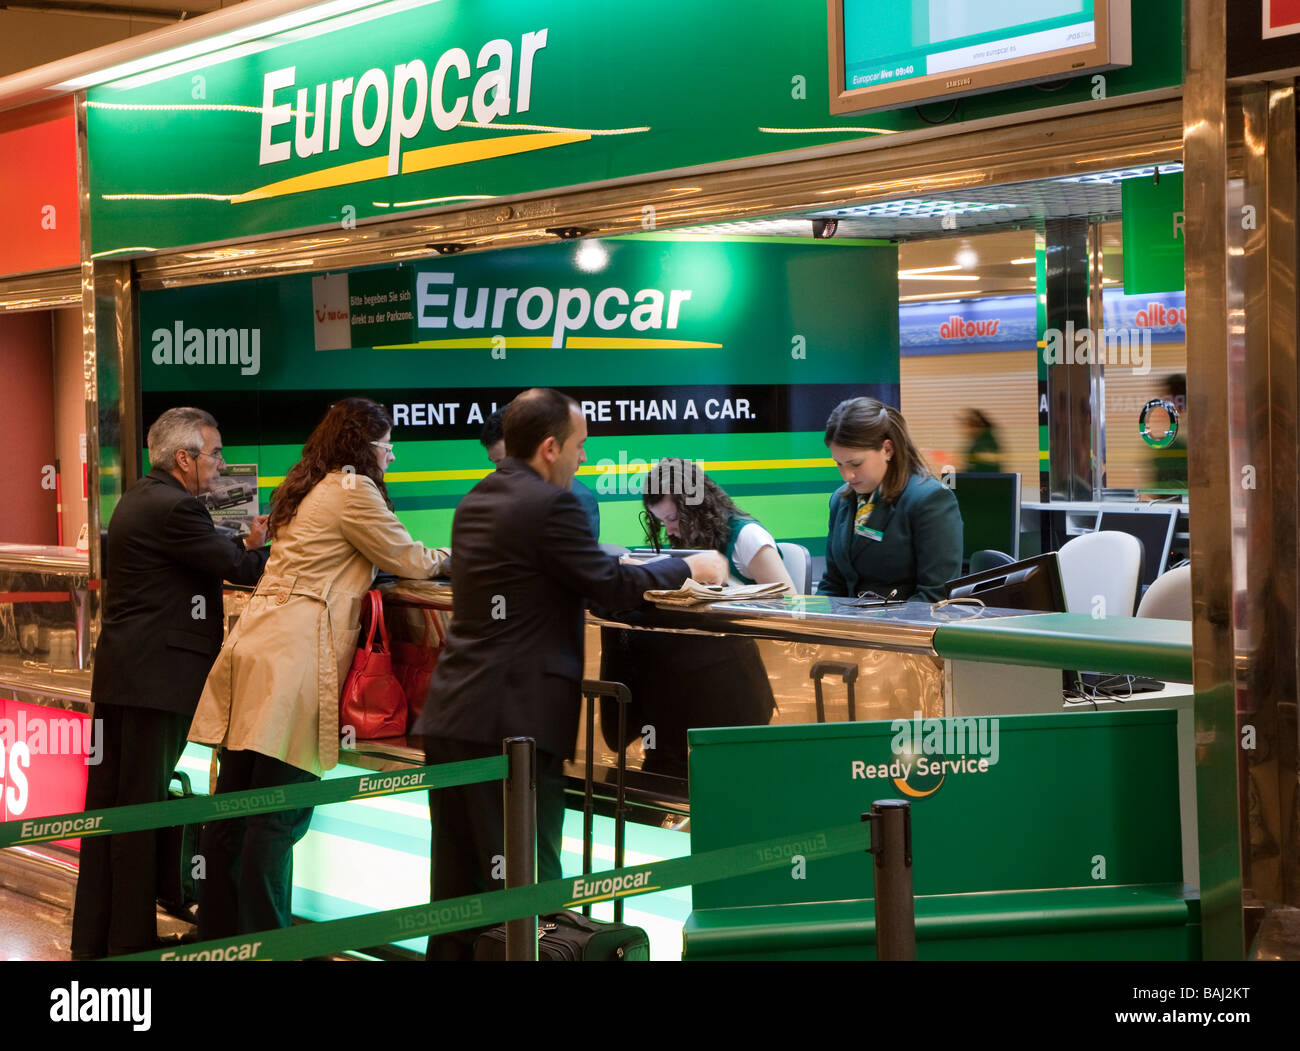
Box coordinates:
[197,748,317,940]
[70,702,191,958]
[423,737,566,961]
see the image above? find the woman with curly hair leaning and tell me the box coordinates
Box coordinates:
[188,397,449,939]
[641,457,796,591]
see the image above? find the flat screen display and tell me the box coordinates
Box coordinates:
[953,472,1021,562]
[829,0,1130,115]
[1094,509,1177,588]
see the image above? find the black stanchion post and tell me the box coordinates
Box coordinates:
[864,799,916,960]
[504,736,538,961]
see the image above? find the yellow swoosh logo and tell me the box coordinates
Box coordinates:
[232,131,589,204]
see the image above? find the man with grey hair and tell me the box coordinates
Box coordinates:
[71,407,270,959]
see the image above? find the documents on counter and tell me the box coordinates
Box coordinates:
[643,579,791,607]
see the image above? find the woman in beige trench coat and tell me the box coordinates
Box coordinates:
[188,397,448,939]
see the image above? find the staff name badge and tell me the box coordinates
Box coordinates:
[854,497,883,541]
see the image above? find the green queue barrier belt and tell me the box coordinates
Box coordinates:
[0,756,507,849]
[114,820,871,961]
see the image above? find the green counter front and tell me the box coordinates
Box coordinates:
[684,712,1199,961]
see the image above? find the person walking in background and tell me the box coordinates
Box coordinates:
[1152,373,1188,491]
[71,407,269,959]
[962,409,1003,473]
[189,397,449,940]
[415,388,726,960]
[820,397,963,603]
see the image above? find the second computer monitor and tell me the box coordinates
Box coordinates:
[953,472,1021,563]
[1094,509,1178,588]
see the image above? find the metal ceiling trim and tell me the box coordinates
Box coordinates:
[134,96,1183,289]
[0,268,82,311]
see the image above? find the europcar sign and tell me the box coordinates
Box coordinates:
[85,0,1183,256]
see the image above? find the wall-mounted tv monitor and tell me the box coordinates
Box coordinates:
[828,1,1132,115]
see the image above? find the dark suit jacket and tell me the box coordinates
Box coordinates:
[91,468,269,715]
[572,478,601,539]
[414,458,690,757]
[818,472,963,603]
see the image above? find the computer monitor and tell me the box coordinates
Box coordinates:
[944,552,1067,613]
[953,472,1021,563]
[1094,509,1178,588]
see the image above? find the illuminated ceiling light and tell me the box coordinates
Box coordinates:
[673,219,812,237]
[373,194,496,208]
[102,192,234,201]
[55,0,438,92]
[1059,163,1184,185]
[898,265,963,275]
[821,199,1020,219]
[90,246,157,258]
[758,125,895,135]
[1009,257,1036,264]
[574,240,610,273]
[85,101,263,113]
[898,274,980,281]
[458,121,650,136]
[955,246,979,270]
[899,290,992,302]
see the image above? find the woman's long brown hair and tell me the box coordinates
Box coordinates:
[640,458,748,553]
[269,398,393,538]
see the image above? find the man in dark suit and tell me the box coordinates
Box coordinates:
[415,388,725,960]
[70,407,269,959]
[481,401,602,539]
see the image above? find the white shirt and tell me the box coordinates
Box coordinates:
[731,521,779,581]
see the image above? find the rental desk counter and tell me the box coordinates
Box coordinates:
[0,556,1194,959]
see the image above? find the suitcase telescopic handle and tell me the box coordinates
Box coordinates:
[809,661,859,723]
[581,678,632,922]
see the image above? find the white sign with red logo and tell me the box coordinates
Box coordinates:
[1263,0,1300,38]
[312,273,352,351]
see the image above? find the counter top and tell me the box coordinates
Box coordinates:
[932,611,1193,683]
[381,578,1190,680]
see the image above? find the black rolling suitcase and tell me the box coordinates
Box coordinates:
[156,770,201,921]
[472,680,650,961]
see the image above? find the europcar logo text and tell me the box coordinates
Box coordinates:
[850,712,1000,798]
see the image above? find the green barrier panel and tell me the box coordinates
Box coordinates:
[0,756,507,848]
[114,820,872,961]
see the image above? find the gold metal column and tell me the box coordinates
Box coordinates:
[1234,80,1300,937]
[1184,0,1243,958]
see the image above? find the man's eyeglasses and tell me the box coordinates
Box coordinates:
[192,449,225,466]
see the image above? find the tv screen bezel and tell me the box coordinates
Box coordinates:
[828,0,1129,116]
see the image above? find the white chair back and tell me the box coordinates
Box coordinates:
[777,542,813,594]
[1057,530,1143,617]
[1136,564,1192,620]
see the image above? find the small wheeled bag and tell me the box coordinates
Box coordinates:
[472,680,650,961]
[471,906,649,961]
[156,770,200,922]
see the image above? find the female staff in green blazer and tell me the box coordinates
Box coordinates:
[819,397,963,603]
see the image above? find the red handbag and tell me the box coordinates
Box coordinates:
[339,590,408,740]
[393,607,446,731]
